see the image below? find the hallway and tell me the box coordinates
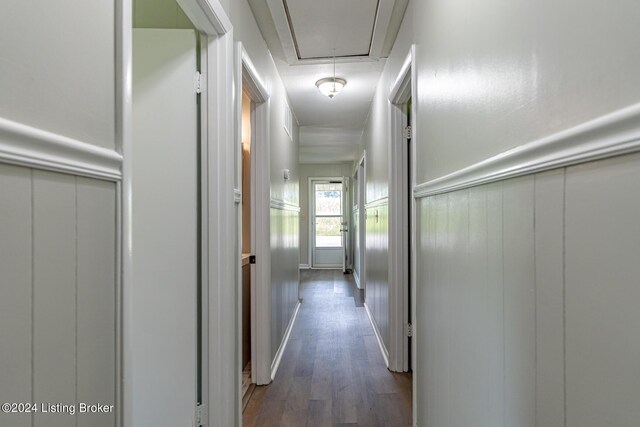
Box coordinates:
[243,270,412,426]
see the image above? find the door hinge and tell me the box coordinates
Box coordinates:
[195,404,207,426]
[406,323,413,337]
[195,71,206,94]
[249,255,256,264]
[403,125,412,140]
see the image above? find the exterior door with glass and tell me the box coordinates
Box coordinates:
[311,179,345,268]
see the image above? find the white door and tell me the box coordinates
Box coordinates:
[311,179,345,268]
[132,29,198,427]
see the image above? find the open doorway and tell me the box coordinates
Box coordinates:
[130,1,207,424]
[388,47,416,375]
[235,44,272,414]
[240,89,254,409]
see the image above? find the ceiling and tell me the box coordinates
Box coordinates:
[248,0,409,163]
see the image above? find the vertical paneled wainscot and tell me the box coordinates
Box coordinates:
[415,152,640,427]
[365,201,389,353]
[0,165,117,427]
[270,204,301,360]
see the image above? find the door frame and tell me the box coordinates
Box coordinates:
[234,43,272,387]
[352,152,366,289]
[118,0,238,426]
[309,176,345,268]
[387,45,416,375]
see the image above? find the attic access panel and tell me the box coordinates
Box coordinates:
[283,0,379,59]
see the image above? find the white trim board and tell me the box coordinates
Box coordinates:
[270,198,301,212]
[387,45,416,374]
[364,196,389,210]
[0,117,123,181]
[270,300,301,380]
[176,0,232,35]
[299,264,310,270]
[235,42,273,388]
[414,101,640,198]
[364,302,390,368]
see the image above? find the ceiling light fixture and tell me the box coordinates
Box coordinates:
[316,52,346,98]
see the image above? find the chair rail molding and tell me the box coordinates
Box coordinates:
[414,102,640,198]
[0,117,123,180]
[364,196,389,210]
[270,197,301,212]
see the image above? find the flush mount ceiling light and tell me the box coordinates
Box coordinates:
[316,51,346,98]
[316,77,347,98]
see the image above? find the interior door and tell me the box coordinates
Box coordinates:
[132,29,198,427]
[312,179,344,268]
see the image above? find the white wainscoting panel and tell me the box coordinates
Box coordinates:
[33,171,77,427]
[76,178,117,427]
[414,152,640,426]
[364,200,389,353]
[0,165,118,427]
[270,204,301,361]
[503,177,536,427]
[0,165,32,427]
[564,153,640,427]
[486,182,505,425]
[534,170,566,427]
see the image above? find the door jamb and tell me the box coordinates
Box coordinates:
[234,43,272,387]
[120,0,238,426]
[352,152,366,289]
[387,45,416,375]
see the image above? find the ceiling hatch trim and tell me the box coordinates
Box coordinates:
[266,0,400,64]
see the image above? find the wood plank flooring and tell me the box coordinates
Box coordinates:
[243,269,412,426]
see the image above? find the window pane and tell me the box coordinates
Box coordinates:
[315,217,342,247]
[315,183,342,216]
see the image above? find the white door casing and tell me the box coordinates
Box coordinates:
[310,177,345,268]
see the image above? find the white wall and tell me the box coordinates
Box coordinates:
[0,3,119,427]
[409,0,640,425]
[298,162,353,267]
[0,0,115,149]
[413,0,640,183]
[222,0,300,365]
[357,3,413,351]
[134,0,194,29]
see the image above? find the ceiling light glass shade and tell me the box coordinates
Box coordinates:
[316,78,346,98]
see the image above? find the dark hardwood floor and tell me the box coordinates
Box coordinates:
[243,269,412,427]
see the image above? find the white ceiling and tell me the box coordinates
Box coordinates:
[249,0,409,164]
[298,126,365,164]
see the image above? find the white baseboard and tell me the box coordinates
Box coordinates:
[299,264,310,269]
[414,102,640,198]
[270,300,301,380]
[364,302,389,368]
